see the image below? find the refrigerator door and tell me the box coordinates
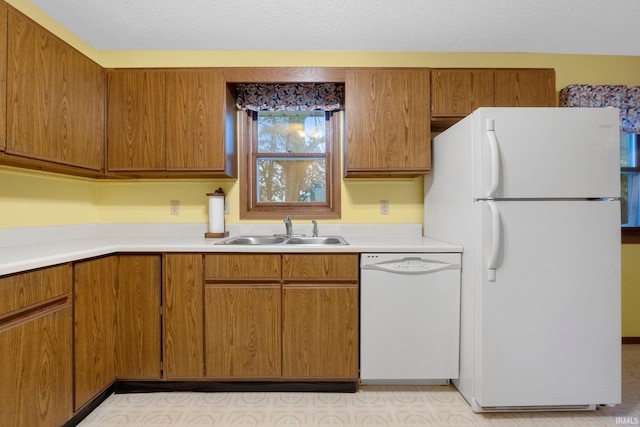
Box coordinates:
[473,108,620,200]
[473,199,621,409]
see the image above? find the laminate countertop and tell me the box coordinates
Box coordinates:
[0,223,462,276]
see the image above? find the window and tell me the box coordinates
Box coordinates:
[621,132,640,242]
[236,83,343,220]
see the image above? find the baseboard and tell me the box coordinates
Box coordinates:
[116,380,358,393]
[622,337,640,344]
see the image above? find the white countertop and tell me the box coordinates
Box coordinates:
[0,223,462,276]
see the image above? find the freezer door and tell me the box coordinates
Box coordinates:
[474,200,621,408]
[473,108,620,200]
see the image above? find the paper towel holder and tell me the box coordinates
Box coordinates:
[205,188,229,238]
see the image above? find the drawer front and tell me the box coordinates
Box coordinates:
[204,254,281,280]
[0,264,71,317]
[282,254,358,281]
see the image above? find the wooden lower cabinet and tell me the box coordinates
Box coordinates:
[282,254,359,381]
[203,253,359,382]
[204,254,281,380]
[163,253,204,380]
[205,283,282,379]
[114,255,162,380]
[73,256,117,410]
[74,255,161,410]
[0,264,73,427]
[282,283,359,380]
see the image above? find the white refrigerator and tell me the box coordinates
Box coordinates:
[424,107,621,412]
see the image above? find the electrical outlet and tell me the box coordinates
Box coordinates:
[380,199,390,215]
[224,200,230,215]
[170,200,180,215]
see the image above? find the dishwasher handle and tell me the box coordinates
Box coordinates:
[361,257,460,275]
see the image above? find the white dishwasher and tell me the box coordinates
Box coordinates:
[360,253,461,385]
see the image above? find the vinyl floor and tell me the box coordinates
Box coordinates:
[78,345,640,426]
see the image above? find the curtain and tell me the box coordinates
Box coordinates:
[559,84,640,134]
[235,83,345,112]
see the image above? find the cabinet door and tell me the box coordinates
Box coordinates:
[494,69,556,107]
[0,4,6,153]
[163,254,204,380]
[204,283,281,379]
[73,257,117,410]
[166,69,227,171]
[431,69,494,117]
[203,254,281,379]
[282,254,359,380]
[0,301,72,427]
[6,11,104,170]
[107,70,165,171]
[282,283,358,380]
[0,265,73,427]
[345,68,430,177]
[114,255,161,380]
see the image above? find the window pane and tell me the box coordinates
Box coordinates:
[256,158,326,202]
[622,171,640,227]
[257,111,326,154]
[620,132,637,168]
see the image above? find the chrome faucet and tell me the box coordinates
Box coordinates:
[284,215,293,236]
[312,219,318,237]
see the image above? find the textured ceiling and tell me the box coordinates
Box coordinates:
[29,0,640,55]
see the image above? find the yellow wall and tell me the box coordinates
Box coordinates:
[2,0,640,335]
[0,166,98,227]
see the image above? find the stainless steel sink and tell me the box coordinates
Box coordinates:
[216,235,348,245]
[217,235,288,245]
[285,236,349,245]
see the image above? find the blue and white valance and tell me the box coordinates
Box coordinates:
[560,84,640,134]
[235,83,345,112]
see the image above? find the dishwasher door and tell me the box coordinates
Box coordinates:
[360,253,461,385]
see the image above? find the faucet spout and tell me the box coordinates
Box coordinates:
[284,215,293,236]
[312,219,318,237]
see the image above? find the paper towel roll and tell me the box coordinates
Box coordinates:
[208,195,225,233]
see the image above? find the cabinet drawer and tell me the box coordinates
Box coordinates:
[204,254,281,280]
[0,264,71,318]
[282,254,358,281]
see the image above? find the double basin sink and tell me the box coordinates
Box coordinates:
[216,235,349,246]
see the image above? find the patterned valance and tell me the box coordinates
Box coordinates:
[235,83,345,112]
[560,84,640,134]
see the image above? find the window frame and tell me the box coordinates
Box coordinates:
[239,110,342,220]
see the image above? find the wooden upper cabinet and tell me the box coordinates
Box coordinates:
[431,69,494,118]
[430,68,556,131]
[6,10,105,172]
[166,69,236,175]
[0,4,7,153]
[107,70,166,171]
[494,69,556,107]
[345,68,431,177]
[107,68,237,177]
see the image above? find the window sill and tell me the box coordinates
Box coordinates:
[622,227,640,244]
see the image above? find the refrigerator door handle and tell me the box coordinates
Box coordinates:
[487,200,501,282]
[485,119,500,198]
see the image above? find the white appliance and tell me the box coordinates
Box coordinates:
[360,253,461,384]
[424,107,621,412]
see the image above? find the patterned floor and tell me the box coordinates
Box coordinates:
[78,345,640,426]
